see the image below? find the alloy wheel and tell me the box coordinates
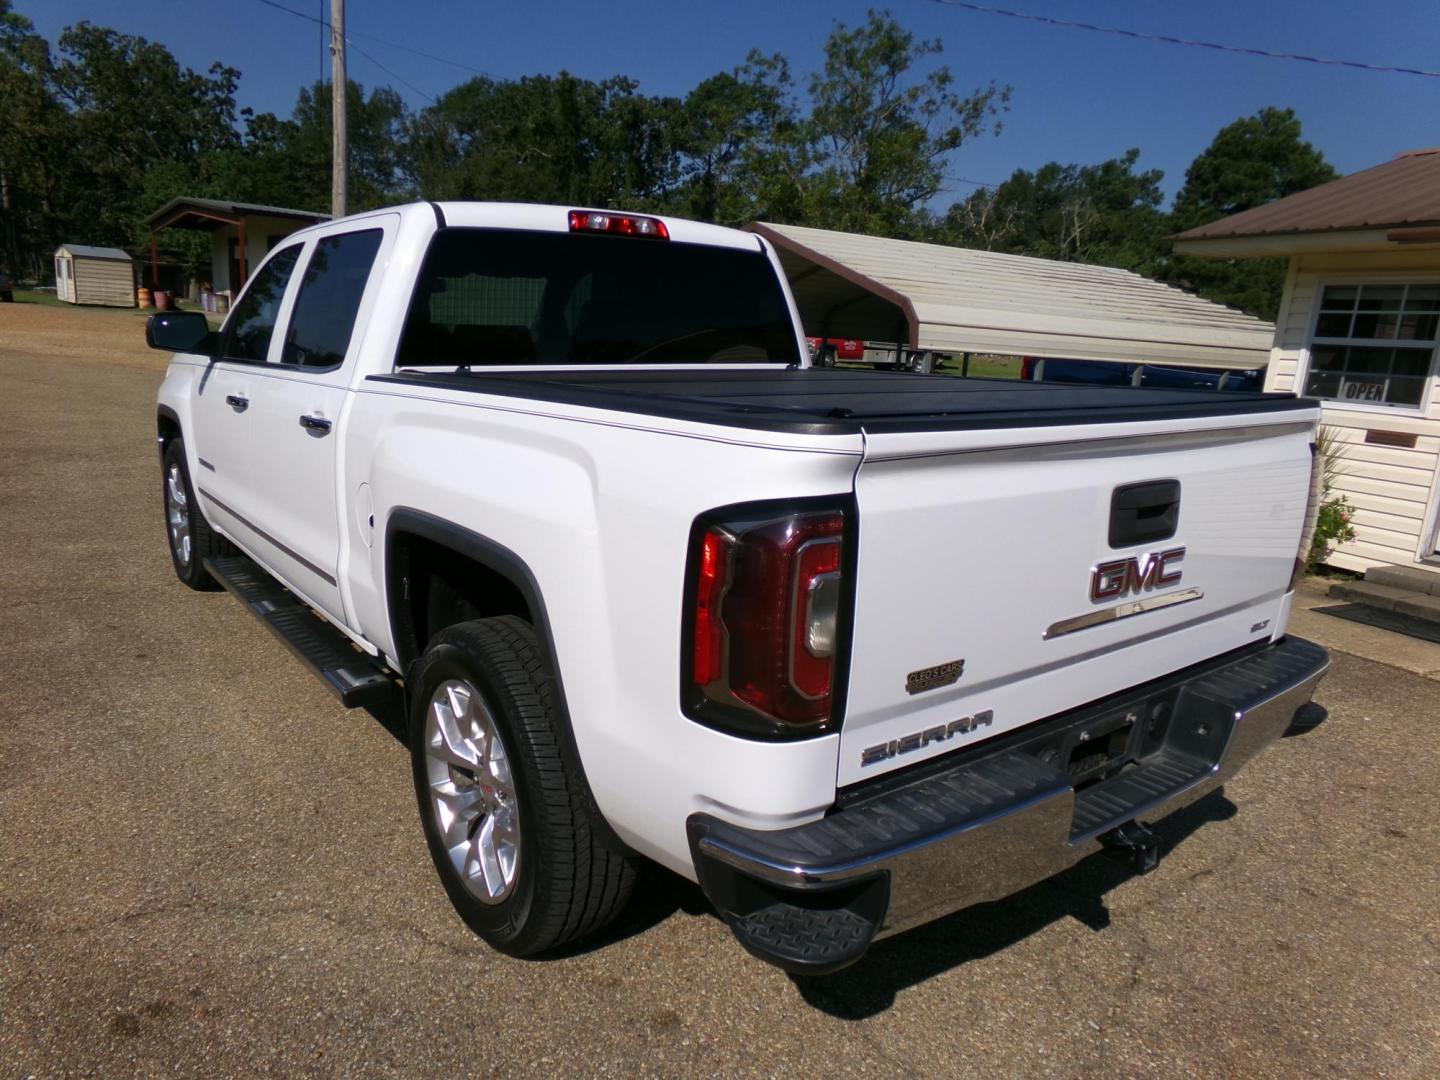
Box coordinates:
[165,463,192,567]
[423,678,521,904]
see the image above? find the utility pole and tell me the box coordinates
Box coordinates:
[330,0,347,218]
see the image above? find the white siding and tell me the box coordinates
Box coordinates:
[55,255,75,302]
[1263,250,1440,572]
[73,257,135,307]
[207,215,312,295]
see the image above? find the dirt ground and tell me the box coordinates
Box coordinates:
[0,296,162,367]
[1,300,1438,1077]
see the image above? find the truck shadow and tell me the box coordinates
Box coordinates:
[790,789,1239,1019]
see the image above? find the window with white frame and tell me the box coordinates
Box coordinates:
[1304,283,1440,408]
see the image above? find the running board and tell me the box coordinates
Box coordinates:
[203,555,399,708]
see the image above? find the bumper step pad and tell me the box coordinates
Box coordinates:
[690,636,1329,974]
[203,555,398,708]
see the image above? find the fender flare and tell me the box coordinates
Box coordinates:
[156,404,182,461]
[383,507,632,855]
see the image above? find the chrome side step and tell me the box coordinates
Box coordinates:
[203,555,399,708]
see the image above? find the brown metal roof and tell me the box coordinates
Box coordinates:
[1173,149,1440,241]
[144,196,329,231]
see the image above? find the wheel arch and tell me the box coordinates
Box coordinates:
[156,404,182,461]
[384,508,632,855]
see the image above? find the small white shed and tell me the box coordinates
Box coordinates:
[54,244,136,307]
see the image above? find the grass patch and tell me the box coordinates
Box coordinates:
[835,353,1022,379]
[935,354,1020,379]
[10,288,222,326]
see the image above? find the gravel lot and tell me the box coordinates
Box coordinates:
[2,300,1438,1077]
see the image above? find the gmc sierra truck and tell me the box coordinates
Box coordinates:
[150,202,1330,974]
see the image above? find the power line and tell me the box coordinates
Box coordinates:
[346,39,436,102]
[255,0,493,80]
[927,1,1440,79]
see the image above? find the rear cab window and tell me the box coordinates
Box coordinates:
[397,230,799,368]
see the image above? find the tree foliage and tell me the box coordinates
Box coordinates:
[0,2,1340,325]
[943,148,1167,273]
[800,10,1009,235]
[1163,107,1336,319]
[406,73,677,209]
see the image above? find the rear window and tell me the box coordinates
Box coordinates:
[396,229,798,367]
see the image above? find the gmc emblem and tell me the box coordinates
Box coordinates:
[1091,547,1185,602]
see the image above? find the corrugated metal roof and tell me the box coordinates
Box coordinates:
[749,222,1274,370]
[144,196,330,228]
[55,244,132,261]
[1174,149,1440,241]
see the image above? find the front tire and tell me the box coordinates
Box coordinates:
[409,617,635,956]
[161,437,228,590]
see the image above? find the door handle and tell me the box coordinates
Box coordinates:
[225,394,248,413]
[299,413,332,433]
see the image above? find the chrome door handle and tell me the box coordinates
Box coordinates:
[225,394,248,412]
[299,413,332,433]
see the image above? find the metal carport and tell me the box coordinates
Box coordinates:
[747,222,1274,370]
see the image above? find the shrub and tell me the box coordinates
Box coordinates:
[1305,427,1357,573]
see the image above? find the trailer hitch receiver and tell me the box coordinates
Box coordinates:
[1100,820,1160,874]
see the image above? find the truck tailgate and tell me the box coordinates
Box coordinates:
[839,412,1318,787]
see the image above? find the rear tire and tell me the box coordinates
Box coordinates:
[410,616,635,956]
[161,437,230,590]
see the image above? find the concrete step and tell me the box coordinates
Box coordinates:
[1364,565,1440,596]
[1395,593,1440,623]
[1329,580,1440,627]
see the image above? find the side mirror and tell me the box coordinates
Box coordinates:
[147,311,218,356]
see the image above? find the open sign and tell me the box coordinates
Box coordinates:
[1339,377,1386,401]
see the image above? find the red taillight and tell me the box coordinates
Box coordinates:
[568,210,669,239]
[686,507,848,737]
[693,528,732,685]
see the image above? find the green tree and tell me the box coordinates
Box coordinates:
[406,73,676,209]
[944,148,1167,273]
[670,53,797,225]
[799,9,1009,235]
[0,0,64,277]
[212,79,410,213]
[1165,107,1336,319]
[51,21,243,248]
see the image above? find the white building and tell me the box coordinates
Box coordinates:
[1174,149,1440,577]
[144,197,328,300]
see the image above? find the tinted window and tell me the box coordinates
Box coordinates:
[220,246,301,361]
[282,229,383,368]
[397,229,798,367]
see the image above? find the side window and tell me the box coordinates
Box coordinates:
[281,229,384,369]
[220,246,301,362]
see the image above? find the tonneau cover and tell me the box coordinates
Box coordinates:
[371,369,1313,436]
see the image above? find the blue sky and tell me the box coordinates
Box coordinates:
[26,0,1440,206]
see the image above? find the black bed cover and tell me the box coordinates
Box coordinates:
[369,368,1315,436]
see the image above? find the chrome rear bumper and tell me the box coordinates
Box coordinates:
[688,636,1330,974]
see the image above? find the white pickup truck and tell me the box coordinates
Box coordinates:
[150,202,1330,974]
